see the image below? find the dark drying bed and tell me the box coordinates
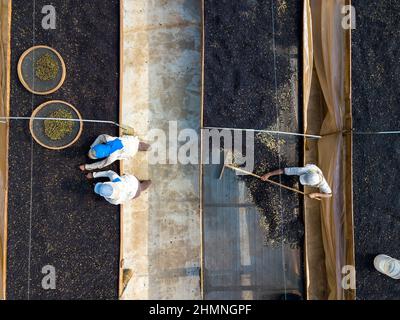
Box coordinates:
[7,0,120,300]
[203,0,304,299]
[352,0,400,300]
[204,0,303,247]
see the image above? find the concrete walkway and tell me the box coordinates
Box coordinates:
[120,0,201,300]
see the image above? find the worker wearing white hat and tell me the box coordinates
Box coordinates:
[374,255,400,279]
[261,164,332,199]
[86,170,151,205]
[80,134,150,171]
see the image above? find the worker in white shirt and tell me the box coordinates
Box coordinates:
[261,164,332,199]
[79,134,150,171]
[86,170,151,205]
[374,254,400,280]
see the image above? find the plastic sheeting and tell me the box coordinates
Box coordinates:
[303,0,355,300]
[0,0,11,300]
[202,157,304,300]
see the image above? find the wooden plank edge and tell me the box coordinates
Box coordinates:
[1,0,12,301]
[118,0,125,300]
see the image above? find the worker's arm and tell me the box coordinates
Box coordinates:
[84,153,119,171]
[107,198,121,206]
[261,169,284,181]
[308,192,332,199]
[93,170,121,182]
[90,134,114,148]
[283,167,311,176]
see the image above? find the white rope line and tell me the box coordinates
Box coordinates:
[2,119,399,136]
[0,116,128,130]
[353,130,400,135]
[204,126,321,139]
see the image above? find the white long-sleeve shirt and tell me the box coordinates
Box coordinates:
[85,135,140,171]
[93,171,140,205]
[284,164,332,194]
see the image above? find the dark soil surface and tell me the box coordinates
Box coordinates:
[352,0,400,300]
[243,135,304,248]
[203,0,304,300]
[7,0,120,300]
[204,0,304,247]
[204,0,301,130]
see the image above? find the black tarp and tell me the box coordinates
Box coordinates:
[352,0,400,300]
[6,0,120,300]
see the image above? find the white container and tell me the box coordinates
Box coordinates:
[374,255,400,279]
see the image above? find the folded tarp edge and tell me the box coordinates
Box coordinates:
[303,0,316,300]
[304,0,355,300]
[0,0,11,301]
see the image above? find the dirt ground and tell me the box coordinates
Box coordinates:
[7,0,120,299]
[204,0,301,131]
[352,0,400,300]
[204,0,304,247]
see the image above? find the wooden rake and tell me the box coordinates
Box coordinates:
[219,163,321,201]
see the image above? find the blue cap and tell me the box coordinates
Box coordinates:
[91,144,112,159]
[94,183,114,198]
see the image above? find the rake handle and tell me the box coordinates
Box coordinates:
[225,165,319,199]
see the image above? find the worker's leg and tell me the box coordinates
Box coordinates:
[139,142,151,151]
[140,180,152,192]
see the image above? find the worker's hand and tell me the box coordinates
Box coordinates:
[261,173,272,182]
[308,193,322,201]
[79,165,86,172]
[86,173,94,180]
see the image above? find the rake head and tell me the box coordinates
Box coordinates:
[218,150,234,180]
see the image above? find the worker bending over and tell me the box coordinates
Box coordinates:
[261,164,332,199]
[86,170,152,205]
[80,134,150,171]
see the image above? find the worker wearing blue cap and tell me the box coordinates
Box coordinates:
[87,170,152,205]
[80,134,150,171]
